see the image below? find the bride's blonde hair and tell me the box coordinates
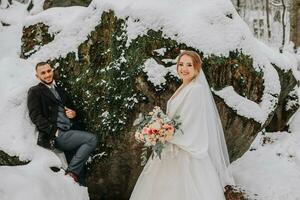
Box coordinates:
[176,50,203,75]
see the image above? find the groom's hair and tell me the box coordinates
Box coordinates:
[35,62,51,71]
[176,51,202,73]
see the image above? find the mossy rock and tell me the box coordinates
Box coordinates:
[21,23,55,59]
[27,0,92,11]
[43,0,91,9]
[20,10,298,200]
[265,65,299,132]
[0,150,28,166]
[224,186,253,200]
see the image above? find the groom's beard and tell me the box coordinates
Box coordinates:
[41,79,54,85]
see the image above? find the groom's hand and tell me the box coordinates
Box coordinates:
[65,107,76,119]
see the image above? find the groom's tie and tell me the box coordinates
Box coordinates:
[49,85,61,101]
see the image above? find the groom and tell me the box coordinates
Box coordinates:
[27,62,98,184]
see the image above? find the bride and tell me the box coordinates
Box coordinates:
[130,50,234,200]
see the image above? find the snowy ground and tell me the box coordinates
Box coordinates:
[0,1,300,200]
[230,77,300,200]
[0,2,90,200]
[230,130,300,200]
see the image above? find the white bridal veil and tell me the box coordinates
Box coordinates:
[196,69,234,187]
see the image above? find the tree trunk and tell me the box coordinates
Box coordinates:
[266,0,272,39]
[236,0,241,13]
[280,0,287,52]
[290,0,300,51]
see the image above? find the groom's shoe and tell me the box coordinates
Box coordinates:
[65,171,79,183]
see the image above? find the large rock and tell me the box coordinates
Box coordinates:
[43,0,91,9]
[203,52,265,160]
[0,150,28,166]
[265,66,299,132]
[20,10,298,200]
[21,23,54,58]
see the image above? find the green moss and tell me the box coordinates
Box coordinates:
[203,50,264,103]
[21,23,55,59]
[0,150,28,166]
[45,11,267,155]
[50,12,184,145]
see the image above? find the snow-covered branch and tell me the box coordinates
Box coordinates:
[0,0,12,9]
[269,0,283,6]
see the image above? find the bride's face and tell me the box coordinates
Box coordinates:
[177,55,197,84]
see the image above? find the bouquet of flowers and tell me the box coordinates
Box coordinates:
[133,106,182,165]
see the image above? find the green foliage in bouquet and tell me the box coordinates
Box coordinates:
[133,106,182,166]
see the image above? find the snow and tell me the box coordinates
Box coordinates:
[0,2,90,200]
[213,86,266,123]
[0,0,11,9]
[25,6,86,35]
[28,0,45,15]
[142,58,178,89]
[154,48,167,56]
[0,1,27,26]
[231,88,300,200]
[230,131,300,200]
[0,164,89,200]
[1,0,300,199]
[142,58,168,87]
[22,0,299,125]
[285,86,299,111]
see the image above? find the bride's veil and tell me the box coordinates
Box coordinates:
[195,69,235,187]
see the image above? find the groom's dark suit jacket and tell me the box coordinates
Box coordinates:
[27,82,78,148]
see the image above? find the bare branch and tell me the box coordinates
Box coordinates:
[270,0,283,6]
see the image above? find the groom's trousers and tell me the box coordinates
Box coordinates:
[54,129,98,179]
